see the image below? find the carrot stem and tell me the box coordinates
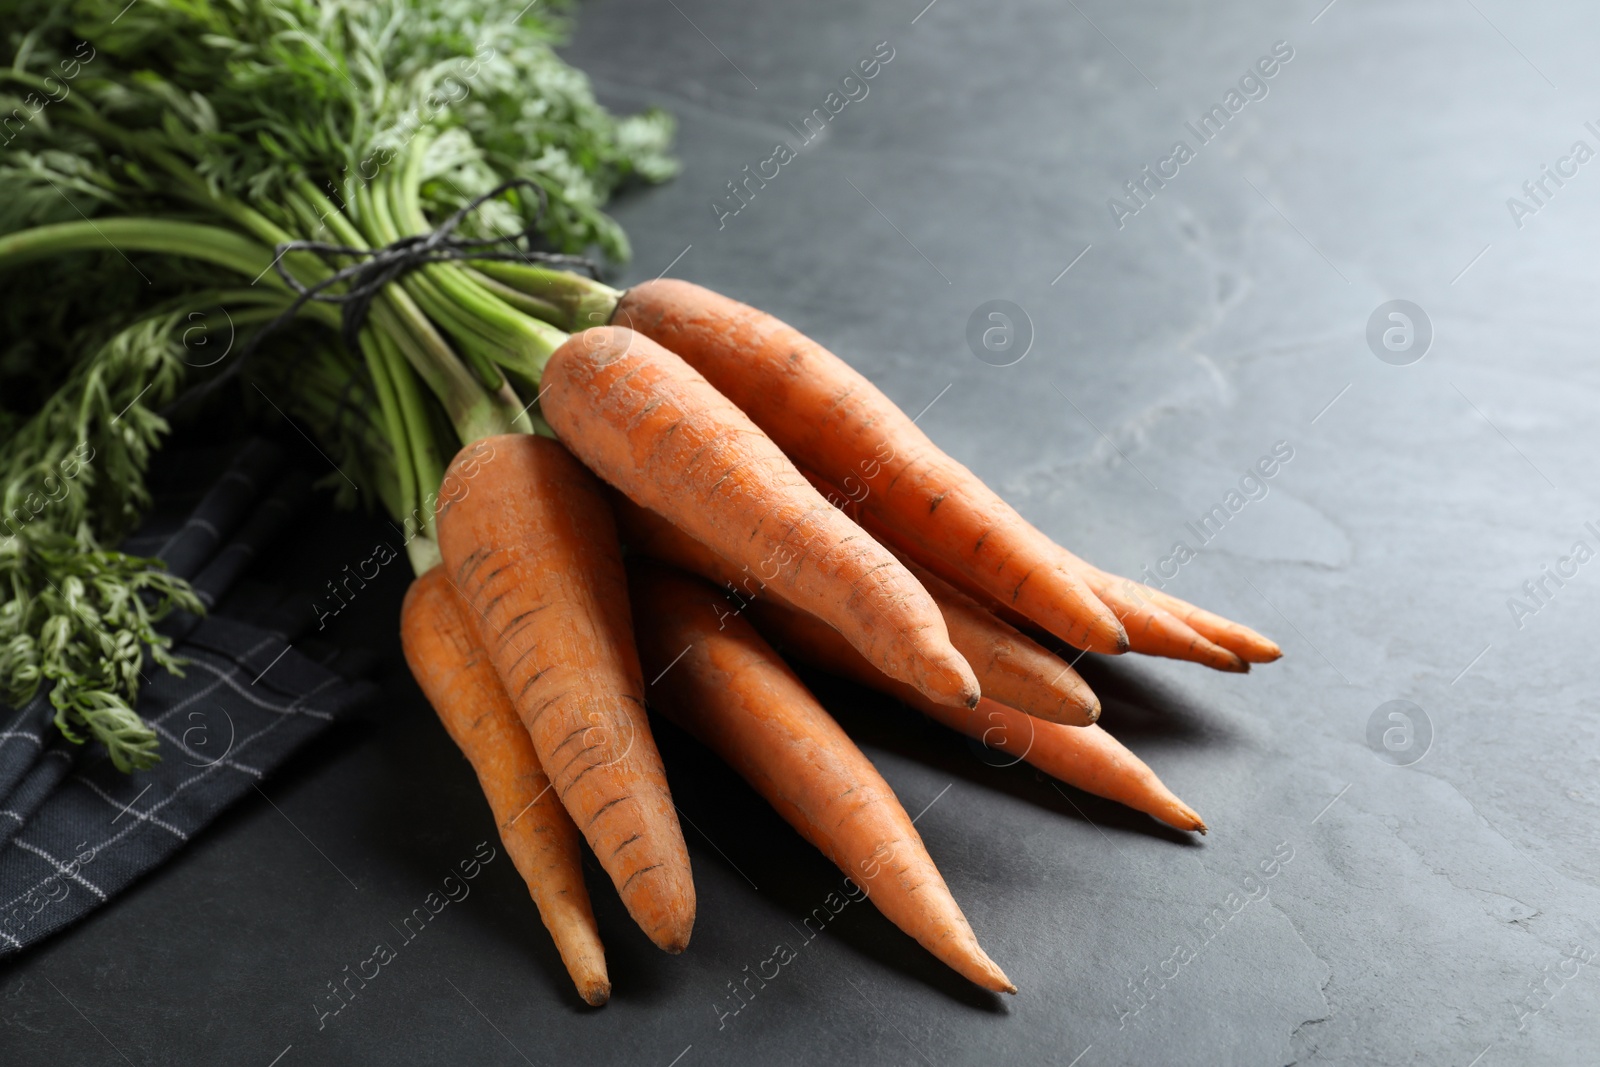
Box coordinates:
[473,260,621,333]
[292,176,509,446]
[389,140,570,379]
[460,267,568,326]
[0,220,300,299]
[377,331,445,546]
[360,329,417,523]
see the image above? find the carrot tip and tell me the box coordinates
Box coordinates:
[581,981,612,1007]
[662,920,695,954]
[1216,652,1250,674]
[645,913,695,955]
[1245,641,1283,663]
[967,948,1017,994]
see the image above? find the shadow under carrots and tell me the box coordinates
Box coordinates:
[795,666,1219,848]
[1072,653,1244,748]
[648,713,1010,1012]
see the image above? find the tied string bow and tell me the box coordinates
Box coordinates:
[167,178,595,413]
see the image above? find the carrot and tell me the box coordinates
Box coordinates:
[749,598,1207,834]
[605,488,754,606]
[803,467,1252,674]
[540,325,978,709]
[610,489,1099,727]
[434,434,695,953]
[890,513,1249,673]
[899,556,1100,726]
[1078,564,1282,664]
[614,279,1128,655]
[627,560,1015,993]
[934,698,1205,834]
[400,567,609,1004]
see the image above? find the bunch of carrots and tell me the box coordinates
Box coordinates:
[0,2,1279,1002]
[398,277,1281,1004]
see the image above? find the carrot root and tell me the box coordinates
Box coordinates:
[630,561,1015,993]
[435,435,695,953]
[611,488,1097,726]
[749,597,1207,834]
[1076,569,1250,674]
[1099,573,1282,664]
[541,325,979,709]
[618,278,1128,656]
[833,475,1252,677]
[401,568,610,1003]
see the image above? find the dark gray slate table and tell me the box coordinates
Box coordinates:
[5,1,1598,1064]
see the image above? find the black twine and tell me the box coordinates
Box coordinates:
[163,178,597,416]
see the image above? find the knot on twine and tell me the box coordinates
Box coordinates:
[168,178,594,415]
[267,178,595,355]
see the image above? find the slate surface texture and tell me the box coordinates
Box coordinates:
[4,1,1598,1065]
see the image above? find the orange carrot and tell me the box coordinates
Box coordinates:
[627,560,1015,993]
[401,568,609,1004]
[610,490,1099,727]
[934,698,1205,834]
[434,434,694,953]
[887,513,1249,673]
[900,556,1100,726]
[804,468,1251,674]
[605,488,755,605]
[540,325,978,709]
[615,279,1128,655]
[750,598,1207,833]
[1077,563,1282,664]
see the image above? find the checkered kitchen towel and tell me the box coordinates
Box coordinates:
[0,439,377,955]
